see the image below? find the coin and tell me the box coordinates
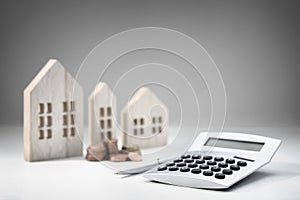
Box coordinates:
[88,144,105,150]
[110,153,129,162]
[86,153,99,161]
[87,145,106,153]
[105,140,119,155]
[128,152,142,162]
[86,144,107,161]
[110,138,118,148]
[86,141,143,162]
[122,146,140,152]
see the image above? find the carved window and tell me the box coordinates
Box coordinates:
[38,102,53,140]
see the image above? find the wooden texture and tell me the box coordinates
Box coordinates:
[24,59,83,161]
[121,87,168,148]
[88,82,116,145]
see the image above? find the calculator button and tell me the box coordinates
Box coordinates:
[214,157,224,162]
[168,166,179,171]
[191,168,202,174]
[199,164,209,169]
[180,167,190,172]
[192,154,201,159]
[218,162,228,168]
[188,163,198,168]
[176,162,186,167]
[223,169,233,175]
[174,158,183,163]
[203,171,214,176]
[211,166,221,172]
[195,160,205,164]
[203,155,213,160]
[207,161,217,166]
[230,165,240,171]
[165,162,175,167]
[184,159,194,163]
[181,154,191,159]
[237,161,247,167]
[226,158,235,164]
[157,166,167,171]
[215,173,225,179]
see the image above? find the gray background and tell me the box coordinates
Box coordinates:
[1,0,299,128]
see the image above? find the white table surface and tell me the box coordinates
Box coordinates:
[1,126,300,200]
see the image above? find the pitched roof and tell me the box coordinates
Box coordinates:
[24,59,76,94]
[88,82,114,100]
[124,87,166,110]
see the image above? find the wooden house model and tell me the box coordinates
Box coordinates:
[23,59,83,161]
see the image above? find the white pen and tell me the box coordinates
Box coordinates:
[116,157,175,175]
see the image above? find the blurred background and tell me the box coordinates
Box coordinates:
[0,0,299,128]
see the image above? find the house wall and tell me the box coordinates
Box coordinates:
[88,85,116,145]
[24,61,83,161]
[121,92,168,148]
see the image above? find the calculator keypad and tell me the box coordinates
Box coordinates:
[157,153,249,180]
[237,161,247,166]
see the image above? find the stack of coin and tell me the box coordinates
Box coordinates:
[86,139,143,162]
[110,153,129,162]
[121,146,141,153]
[105,139,119,155]
[128,152,142,162]
[109,152,142,162]
[119,145,142,162]
[86,144,106,161]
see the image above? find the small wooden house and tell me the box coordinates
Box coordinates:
[23,59,83,161]
[121,87,168,148]
[88,82,116,145]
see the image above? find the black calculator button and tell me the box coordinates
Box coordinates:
[195,160,205,164]
[223,169,233,175]
[176,162,186,167]
[168,166,179,171]
[181,154,191,159]
[192,154,201,159]
[174,158,183,163]
[211,166,221,172]
[184,159,194,163]
[226,158,235,164]
[218,162,228,168]
[188,163,198,168]
[203,171,213,176]
[191,168,202,174]
[180,167,190,172]
[214,157,224,162]
[199,164,209,169]
[215,173,225,179]
[157,166,167,171]
[203,155,213,160]
[237,161,247,167]
[207,161,217,166]
[165,162,175,167]
[230,165,240,171]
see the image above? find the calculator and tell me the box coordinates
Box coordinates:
[143,132,281,189]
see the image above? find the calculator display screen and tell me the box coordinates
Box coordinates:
[204,138,264,151]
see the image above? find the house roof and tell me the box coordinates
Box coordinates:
[88,82,114,100]
[123,87,166,111]
[24,59,77,94]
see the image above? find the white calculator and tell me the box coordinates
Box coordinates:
[143,132,281,189]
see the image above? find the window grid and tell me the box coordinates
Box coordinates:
[38,102,53,140]
[152,116,163,134]
[99,106,113,140]
[133,117,145,136]
[62,101,76,138]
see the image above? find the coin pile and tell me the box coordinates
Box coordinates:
[86,139,142,162]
